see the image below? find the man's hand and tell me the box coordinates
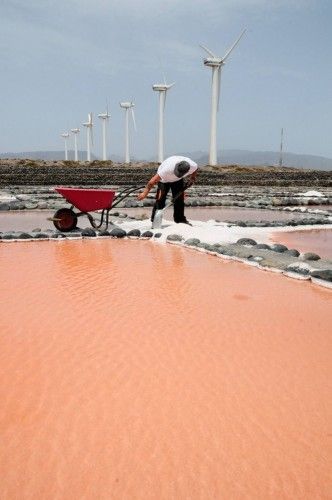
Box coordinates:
[184,173,196,188]
[137,188,149,201]
[137,174,161,201]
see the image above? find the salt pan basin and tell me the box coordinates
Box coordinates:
[272,228,332,259]
[0,240,331,499]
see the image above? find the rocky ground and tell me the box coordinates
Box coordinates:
[1,159,332,186]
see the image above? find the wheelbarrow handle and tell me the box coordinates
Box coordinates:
[111,185,146,208]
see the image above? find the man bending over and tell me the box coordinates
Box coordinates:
[137,155,198,225]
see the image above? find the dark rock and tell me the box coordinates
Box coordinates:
[98,230,110,236]
[255,222,269,227]
[2,233,15,239]
[270,243,288,253]
[9,201,25,210]
[214,246,233,256]
[67,232,82,238]
[286,264,310,275]
[17,233,32,240]
[284,249,300,257]
[255,243,271,250]
[185,238,201,246]
[154,233,162,238]
[237,238,257,246]
[141,231,153,238]
[310,270,332,282]
[24,202,38,210]
[197,242,211,250]
[143,199,154,207]
[222,247,237,256]
[34,233,50,239]
[203,244,216,252]
[109,228,126,238]
[235,221,247,227]
[37,201,48,209]
[124,199,139,208]
[167,234,183,242]
[273,222,286,227]
[0,203,10,211]
[82,228,97,237]
[302,252,321,261]
[127,229,141,238]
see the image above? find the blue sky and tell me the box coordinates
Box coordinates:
[1,0,331,161]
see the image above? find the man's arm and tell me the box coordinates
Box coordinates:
[185,170,197,187]
[137,174,161,200]
[190,170,197,183]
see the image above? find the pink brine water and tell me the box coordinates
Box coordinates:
[0,240,331,499]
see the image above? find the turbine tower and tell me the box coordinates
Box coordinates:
[152,81,175,163]
[60,132,70,161]
[98,108,111,161]
[278,127,284,168]
[119,101,136,164]
[82,113,93,162]
[200,29,246,166]
[70,128,80,161]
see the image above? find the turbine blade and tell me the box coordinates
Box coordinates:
[199,44,217,58]
[131,108,137,131]
[221,28,246,62]
[167,82,175,89]
[163,71,167,86]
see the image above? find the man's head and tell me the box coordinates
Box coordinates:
[174,161,190,178]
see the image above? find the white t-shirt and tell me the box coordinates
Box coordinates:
[157,156,198,183]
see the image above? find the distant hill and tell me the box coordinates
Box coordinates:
[0,151,98,161]
[0,151,135,163]
[178,150,332,170]
[1,149,332,170]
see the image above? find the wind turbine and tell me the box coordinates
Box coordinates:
[60,132,70,161]
[119,101,136,164]
[152,80,175,163]
[70,128,80,161]
[82,112,94,162]
[278,127,284,168]
[98,106,111,161]
[200,29,246,166]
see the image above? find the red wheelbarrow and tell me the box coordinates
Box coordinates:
[50,185,145,232]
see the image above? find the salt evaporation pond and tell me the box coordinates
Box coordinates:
[273,228,332,259]
[0,240,331,499]
[121,206,322,222]
[0,206,322,233]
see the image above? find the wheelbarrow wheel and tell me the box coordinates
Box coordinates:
[53,208,77,232]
